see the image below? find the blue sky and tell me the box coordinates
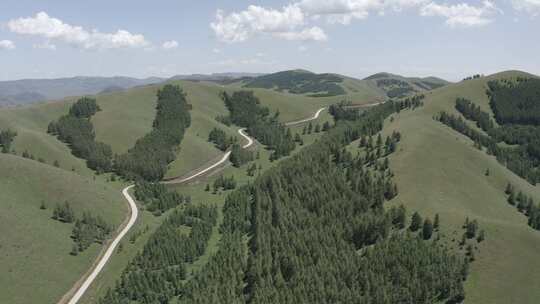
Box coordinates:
[0,0,539,81]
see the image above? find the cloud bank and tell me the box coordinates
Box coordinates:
[8,12,149,50]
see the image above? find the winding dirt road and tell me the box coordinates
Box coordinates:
[63,108,327,304]
[285,107,326,126]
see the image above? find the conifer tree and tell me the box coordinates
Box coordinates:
[422,218,434,240]
[410,212,422,232]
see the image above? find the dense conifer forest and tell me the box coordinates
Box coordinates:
[134,180,189,215]
[99,204,218,304]
[179,101,467,304]
[100,101,468,304]
[487,78,540,125]
[115,85,191,181]
[244,71,346,97]
[47,97,113,172]
[220,91,295,160]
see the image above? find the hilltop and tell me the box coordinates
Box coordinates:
[363,72,451,98]
[241,69,450,99]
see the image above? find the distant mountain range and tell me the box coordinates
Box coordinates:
[0,73,265,106]
[0,70,450,106]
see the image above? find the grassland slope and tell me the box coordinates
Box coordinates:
[378,70,540,304]
[0,153,125,304]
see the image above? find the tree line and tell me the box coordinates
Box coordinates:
[438,109,540,185]
[505,183,540,230]
[47,97,113,172]
[115,85,191,181]
[219,91,295,160]
[134,180,189,215]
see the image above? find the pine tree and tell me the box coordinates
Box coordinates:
[477,229,485,242]
[40,200,47,210]
[376,134,383,147]
[466,244,475,261]
[508,191,516,205]
[70,244,79,256]
[465,219,478,239]
[505,183,513,195]
[410,212,422,232]
[422,218,433,240]
[322,121,330,131]
[434,213,440,230]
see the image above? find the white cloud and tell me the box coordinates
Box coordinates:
[512,0,540,16]
[162,40,179,49]
[211,4,327,42]
[298,0,429,24]
[420,0,499,27]
[0,40,15,50]
[212,48,222,53]
[7,12,149,49]
[273,26,327,41]
[211,0,501,43]
[298,45,308,52]
[33,41,56,50]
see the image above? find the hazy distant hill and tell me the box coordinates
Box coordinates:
[0,76,164,106]
[0,73,266,106]
[169,72,265,83]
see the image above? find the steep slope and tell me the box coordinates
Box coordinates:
[378,70,540,303]
[0,153,125,304]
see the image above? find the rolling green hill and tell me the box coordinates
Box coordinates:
[0,75,382,303]
[5,69,537,304]
[364,72,451,98]
[0,153,125,304]
[374,70,540,303]
[242,69,450,100]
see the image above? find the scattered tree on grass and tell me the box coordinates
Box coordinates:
[410,211,422,232]
[0,129,17,153]
[423,218,434,240]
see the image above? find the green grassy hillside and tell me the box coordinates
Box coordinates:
[377,70,540,304]
[0,153,125,304]
[0,76,382,181]
[364,72,451,98]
